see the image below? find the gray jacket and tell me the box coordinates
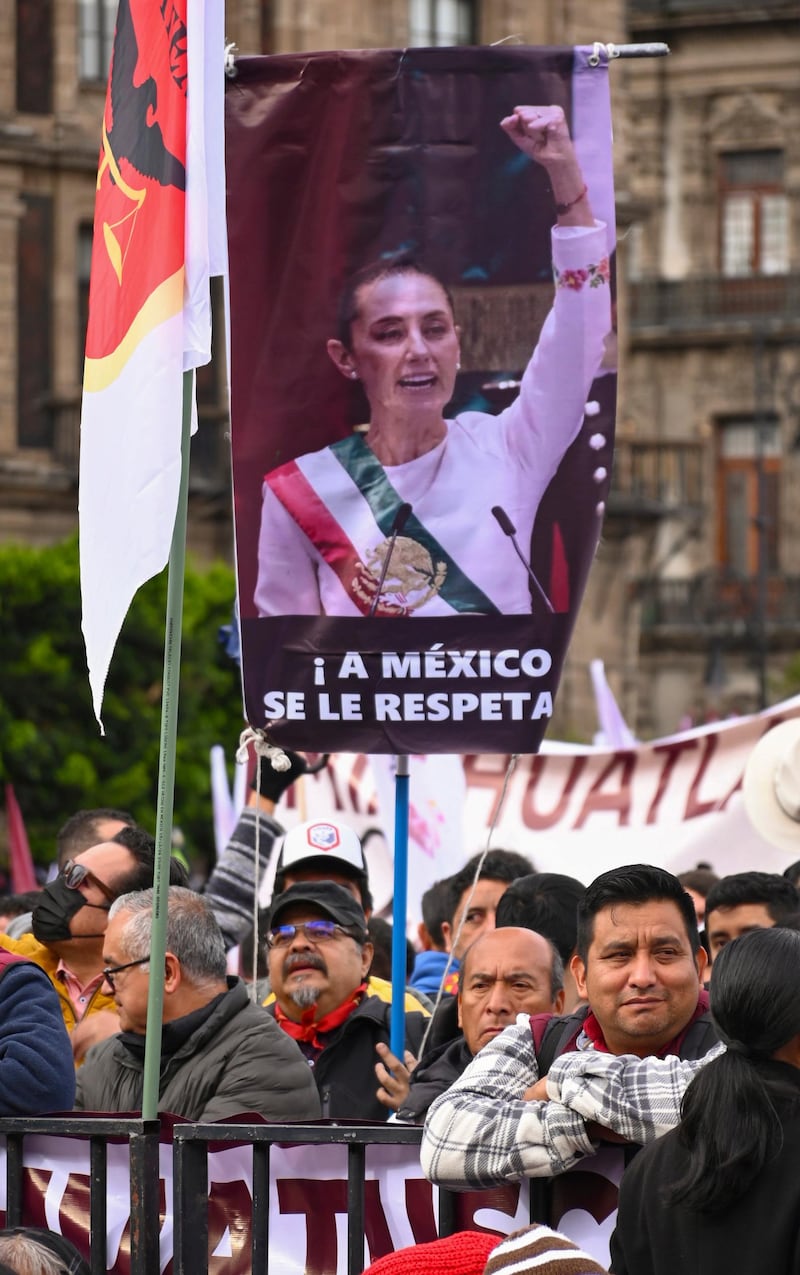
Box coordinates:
[75,978,320,1123]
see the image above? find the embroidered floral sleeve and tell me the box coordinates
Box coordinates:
[553,256,610,291]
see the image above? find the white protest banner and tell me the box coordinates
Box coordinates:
[273,696,800,904]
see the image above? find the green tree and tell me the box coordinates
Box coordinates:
[779,655,800,701]
[0,536,242,871]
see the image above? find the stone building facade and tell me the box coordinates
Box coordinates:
[3,0,798,739]
[614,0,800,736]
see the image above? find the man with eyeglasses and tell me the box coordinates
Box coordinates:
[266,881,428,1120]
[0,827,187,1047]
[75,887,320,1121]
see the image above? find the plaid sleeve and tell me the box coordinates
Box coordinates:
[544,1042,725,1142]
[420,1022,597,1189]
[202,807,283,948]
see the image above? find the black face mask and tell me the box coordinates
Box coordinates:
[32,876,110,944]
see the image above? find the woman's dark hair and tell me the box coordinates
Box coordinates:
[665,926,800,1213]
[336,255,456,347]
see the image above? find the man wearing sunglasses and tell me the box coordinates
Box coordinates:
[264,882,428,1122]
[0,826,187,1045]
[266,881,428,1121]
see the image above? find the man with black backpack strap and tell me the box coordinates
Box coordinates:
[421,865,718,1255]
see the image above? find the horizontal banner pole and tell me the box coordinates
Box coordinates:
[607,42,670,58]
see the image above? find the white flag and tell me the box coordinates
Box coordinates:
[79,0,226,726]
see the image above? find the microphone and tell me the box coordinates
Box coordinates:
[368,502,413,617]
[491,505,555,615]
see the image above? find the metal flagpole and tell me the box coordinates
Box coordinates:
[141,370,194,1120]
[390,755,410,1058]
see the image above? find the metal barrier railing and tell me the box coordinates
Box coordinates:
[0,1116,160,1275]
[174,1123,433,1275]
[0,1117,540,1274]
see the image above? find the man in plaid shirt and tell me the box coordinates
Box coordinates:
[421,865,720,1258]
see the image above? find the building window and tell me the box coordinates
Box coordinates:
[716,416,780,575]
[17,0,53,113]
[720,150,789,278]
[78,0,117,82]
[77,223,94,378]
[408,0,477,46]
[18,196,54,449]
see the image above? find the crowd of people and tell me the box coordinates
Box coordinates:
[1,729,800,1273]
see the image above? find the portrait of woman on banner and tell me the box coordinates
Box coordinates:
[254,105,612,620]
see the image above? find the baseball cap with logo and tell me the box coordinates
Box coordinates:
[277,819,368,875]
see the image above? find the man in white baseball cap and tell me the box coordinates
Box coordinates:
[274,819,373,915]
[262,817,430,1091]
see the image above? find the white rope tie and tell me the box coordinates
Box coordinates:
[236,728,291,1000]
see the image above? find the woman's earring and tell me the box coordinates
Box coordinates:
[350,371,359,380]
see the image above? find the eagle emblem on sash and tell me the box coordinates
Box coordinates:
[352,536,447,616]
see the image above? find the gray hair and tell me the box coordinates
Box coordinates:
[109,887,228,984]
[0,1233,71,1274]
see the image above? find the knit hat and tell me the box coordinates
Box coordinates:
[362,1231,502,1275]
[483,1225,609,1275]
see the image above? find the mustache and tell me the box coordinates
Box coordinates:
[283,951,327,977]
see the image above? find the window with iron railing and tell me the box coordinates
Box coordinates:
[720,150,789,278]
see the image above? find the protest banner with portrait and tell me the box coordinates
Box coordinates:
[226,45,616,752]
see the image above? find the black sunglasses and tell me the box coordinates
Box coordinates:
[61,859,117,905]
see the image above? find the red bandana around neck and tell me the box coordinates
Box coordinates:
[276,982,368,1052]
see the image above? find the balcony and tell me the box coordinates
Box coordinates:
[610,439,705,518]
[637,570,800,645]
[629,274,800,338]
[629,0,800,25]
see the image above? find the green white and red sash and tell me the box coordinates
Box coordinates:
[265,434,500,616]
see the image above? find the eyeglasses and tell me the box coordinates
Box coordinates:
[266,920,359,949]
[102,957,151,991]
[62,859,117,905]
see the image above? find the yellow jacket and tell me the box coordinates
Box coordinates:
[0,933,116,1032]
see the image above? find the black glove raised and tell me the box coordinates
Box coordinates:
[251,749,309,803]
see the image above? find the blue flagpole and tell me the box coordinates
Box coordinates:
[390,754,410,1059]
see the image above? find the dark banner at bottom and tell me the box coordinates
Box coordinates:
[242,615,570,753]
